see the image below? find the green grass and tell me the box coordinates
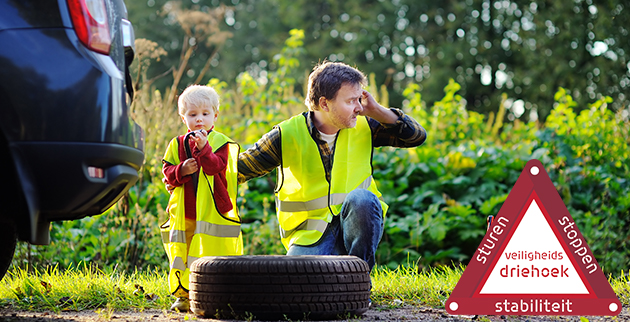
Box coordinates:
[0,263,628,313]
[0,263,172,313]
[371,263,464,307]
[610,271,630,305]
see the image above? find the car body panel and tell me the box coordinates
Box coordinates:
[0,1,63,31]
[0,0,143,246]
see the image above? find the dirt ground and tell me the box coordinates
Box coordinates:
[0,305,627,322]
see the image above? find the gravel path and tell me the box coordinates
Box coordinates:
[1,305,628,322]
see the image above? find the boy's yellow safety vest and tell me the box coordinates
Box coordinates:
[161,131,242,297]
[275,114,388,250]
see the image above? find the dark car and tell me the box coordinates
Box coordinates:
[0,0,144,279]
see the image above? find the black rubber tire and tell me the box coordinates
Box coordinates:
[189,255,371,320]
[0,219,17,281]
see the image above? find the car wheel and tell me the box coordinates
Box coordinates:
[0,218,17,280]
[189,255,371,320]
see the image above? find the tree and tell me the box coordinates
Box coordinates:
[127,0,630,121]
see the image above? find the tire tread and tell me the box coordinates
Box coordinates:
[189,255,370,320]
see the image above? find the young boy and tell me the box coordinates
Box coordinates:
[161,85,242,312]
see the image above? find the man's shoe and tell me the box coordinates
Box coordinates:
[170,298,190,312]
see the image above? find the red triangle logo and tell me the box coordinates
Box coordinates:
[445,159,621,316]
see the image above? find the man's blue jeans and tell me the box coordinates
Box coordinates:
[286,189,384,271]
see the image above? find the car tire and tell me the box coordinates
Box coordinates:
[189,255,371,320]
[0,218,17,280]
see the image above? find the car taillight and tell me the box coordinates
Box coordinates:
[67,0,111,55]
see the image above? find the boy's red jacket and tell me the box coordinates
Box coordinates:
[163,135,233,219]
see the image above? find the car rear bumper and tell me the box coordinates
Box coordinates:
[10,141,144,220]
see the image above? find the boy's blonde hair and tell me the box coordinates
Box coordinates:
[178,85,220,115]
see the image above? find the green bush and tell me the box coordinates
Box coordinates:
[372,82,629,272]
[537,89,630,273]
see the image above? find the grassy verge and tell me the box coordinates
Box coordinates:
[0,263,628,313]
[0,263,172,313]
[371,264,464,308]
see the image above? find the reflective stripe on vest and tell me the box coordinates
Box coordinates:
[162,222,242,245]
[195,221,242,238]
[279,218,328,239]
[276,176,373,212]
[171,256,187,271]
[276,114,387,249]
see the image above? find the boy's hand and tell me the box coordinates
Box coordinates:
[181,158,198,176]
[190,129,208,150]
[162,177,175,194]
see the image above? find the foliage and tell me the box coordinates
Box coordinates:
[210,28,307,144]
[373,79,629,272]
[11,27,630,277]
[374,80,534,269]
[536,89,630,274]
[130,1,232,109]
[127,0,630,122]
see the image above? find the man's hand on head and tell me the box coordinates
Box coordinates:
[359,90,379,114]
[360,90,398,124]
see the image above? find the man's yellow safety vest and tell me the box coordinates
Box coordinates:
[160,131,242,297]
[275,114,388,250]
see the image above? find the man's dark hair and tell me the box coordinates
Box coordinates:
[305,61,367,111]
